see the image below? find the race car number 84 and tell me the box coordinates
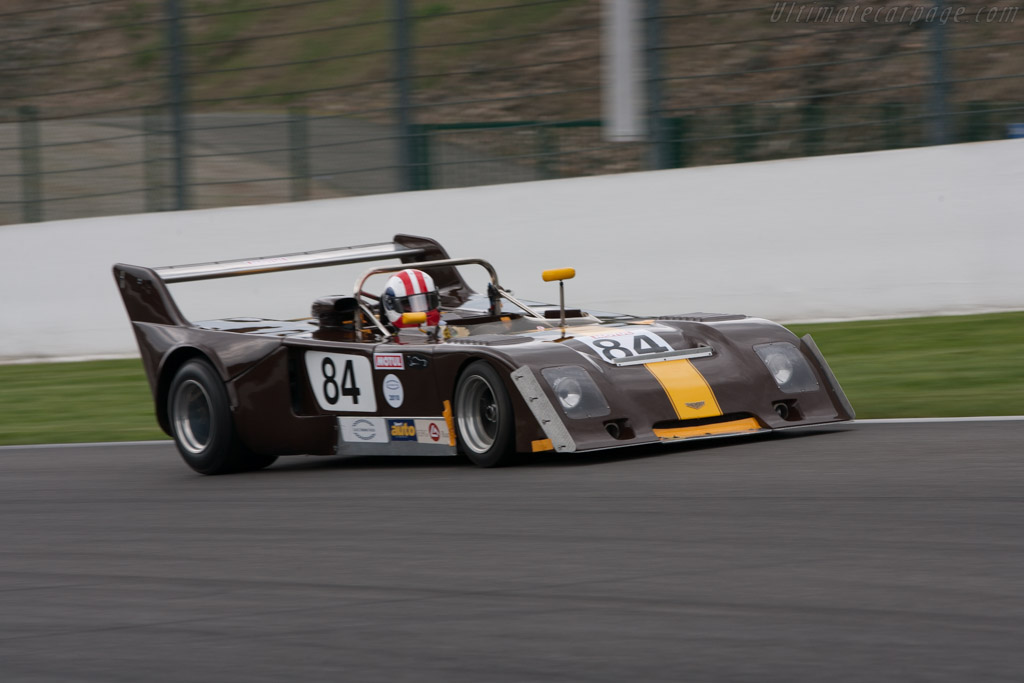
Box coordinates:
[577,331,672,364]
[304,351,377,412]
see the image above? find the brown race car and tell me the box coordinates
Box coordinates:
[113,234,854,474]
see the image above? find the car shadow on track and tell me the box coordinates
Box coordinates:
[267,426,854,473]
[517,426,853,468]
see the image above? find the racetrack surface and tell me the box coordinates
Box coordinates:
[1,422,1022,682]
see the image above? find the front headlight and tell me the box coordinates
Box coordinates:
[763,351,794,385]
[754,342,819,393]
[552,376,583,410]
[541,366,610,419]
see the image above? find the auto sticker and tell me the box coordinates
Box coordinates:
[388,419,417,441]
[383,373,404,408]
[305,351,376,412]
[339,417,388,443]
[574,329,673,364]
[373,353,405,371]
[414,419,450,445]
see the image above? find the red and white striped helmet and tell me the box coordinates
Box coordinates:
[382,269,441,328]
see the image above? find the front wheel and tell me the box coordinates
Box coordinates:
[167,359,253,475]
[454,361,516,467]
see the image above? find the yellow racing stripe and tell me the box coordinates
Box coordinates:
[645,359,722,420]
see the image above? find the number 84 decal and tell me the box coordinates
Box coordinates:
[577,330,673,364]
[304,351,377,412]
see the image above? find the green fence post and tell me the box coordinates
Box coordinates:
[881,102,904,149]
[536,124,560,180]
[289,107,310,202]
[164,0,190,210]
[410,124,431,190]
[732,104,756,163]
[143,106,165,212]
[644,0,669,170]
[962,101,991,142]
[667,116,690,168]
[801,100,825,156]
[393,0,417,191]
[18,105,42,224]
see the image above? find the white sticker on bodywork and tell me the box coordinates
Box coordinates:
[373,353,405,371]
[382,373,404,408]
[414,419,450,445]
[339,417,388,443]
[305,351,377,412]
[574,329,674,364]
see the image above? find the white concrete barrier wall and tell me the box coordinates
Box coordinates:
[2,139,1023,361]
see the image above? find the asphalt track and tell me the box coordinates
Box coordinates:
[1,421,1022,682]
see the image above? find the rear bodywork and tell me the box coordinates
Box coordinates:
[114,234,854,460]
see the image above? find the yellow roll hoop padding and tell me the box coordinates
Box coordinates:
[401,311,428,326]
[542,268,576,282]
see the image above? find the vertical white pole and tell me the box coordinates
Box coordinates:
[602,0,646,141]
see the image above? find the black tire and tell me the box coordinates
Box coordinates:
[453,361,516,467]
[243,454,279,471]
[167,359,250,475]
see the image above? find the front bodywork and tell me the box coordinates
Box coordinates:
[114,235,853,460]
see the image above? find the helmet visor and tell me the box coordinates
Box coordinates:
[391,291,440,314]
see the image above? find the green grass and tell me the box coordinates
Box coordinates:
[1,313,1021,446]
[788,312,1024,419]
[0,359,167,446]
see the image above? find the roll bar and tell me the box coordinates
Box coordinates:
[145,239,550,340]
[353,258,548,335]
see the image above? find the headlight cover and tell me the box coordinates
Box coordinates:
[541,365,610,419]
[754,342,819,393]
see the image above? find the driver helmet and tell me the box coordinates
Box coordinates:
[382,269,441,328]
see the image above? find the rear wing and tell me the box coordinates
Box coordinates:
[113,234,470,326]
[154,241,425,283]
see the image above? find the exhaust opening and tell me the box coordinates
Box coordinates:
[603,419,634,440]
[772,400,802,422]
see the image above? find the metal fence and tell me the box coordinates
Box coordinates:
[2,0,1022,225]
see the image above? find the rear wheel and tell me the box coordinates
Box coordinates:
[454,361,516,467]
[167,359,263,475]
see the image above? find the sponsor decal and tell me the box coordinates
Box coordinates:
[373,353,405,371]
[414,419,450,445]
[406,354,430,369]
[383,373,404,408]
[352,420,378,440]
[339,417,388,443]
[388,419,417,441]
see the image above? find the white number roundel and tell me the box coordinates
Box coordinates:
[576,330,672,364]
[305,351,376,412]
